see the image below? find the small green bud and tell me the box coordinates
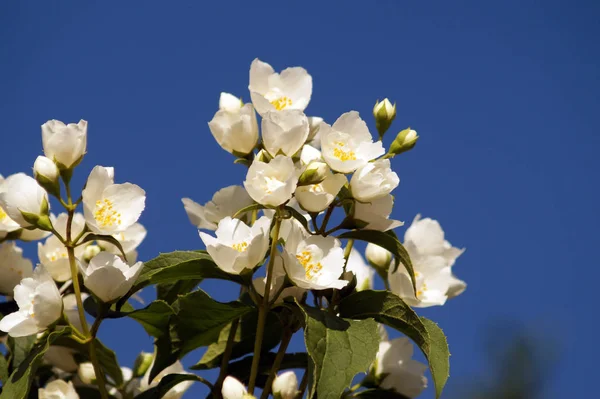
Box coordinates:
[373,98,396,139]
[297,161,329,186]
[388,128,419,156]
[133,352,154,377]
[255,149,273,163]
[34,156,61,198]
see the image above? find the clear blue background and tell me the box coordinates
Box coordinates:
[1,1,598,397]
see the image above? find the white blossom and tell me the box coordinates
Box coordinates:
[41,119,87,168]
[366,243,392,269]
[299,144,322,166]
[252,254,305,304]
[346,248,374,291]
[262,110,309,156]
[375,337,428,398]
[0,173,49,228]
[0,176,21,237]
[38,213,86,282]
[295,171,346,213]
[320,111,384,173]
[199,216,270,274]
[209,93,259,155]
[100,222,147,258]
[79,252,144,303]
[33,156,59,183]
[38,380,80,399]
[282,234,348,290]
[307,116,323,146]
[0,242,33,294]
[82,166,145,234]
[244,155,298,206]
[350,159,399,202]
[353,194,403,231]
[248,58,312,116]
[272,371,299,399]
[222,376,254,399]
[182,185,254,231]
[140,360,193,399]
[0,266,63,337]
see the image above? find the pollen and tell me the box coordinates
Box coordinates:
[296,250,323,279]
[232,242,249,252]
[0,206,7,221]
[48,249,68,262]
[270,96,293,111]
[333,147,357,161]
[94,198,122,228]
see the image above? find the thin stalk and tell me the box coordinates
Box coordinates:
[88,341,109,399]
[343,239,354,273]
[297,369,309,399]
[66,246,89,336]
[214,318,240,397]
[248,213,282,394]
[260,328,293,399]
[319,204,336,234]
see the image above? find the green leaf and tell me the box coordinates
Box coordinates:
[128,301,176,338]
[79,233,128,260]
[133,374,205,399]
[8,335,36,370]
[298,305,380,399]
[0,327,71,399]
[156,279,201,304]
[233,203,265,219]
[337,230,416,293]
[354,389,410,398]
[172,289,253,357]
[192,311,281,370]
[0,353,8,384]
[92,339,124,387]
[338,290,450,398]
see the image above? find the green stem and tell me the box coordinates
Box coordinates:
[343,239,354,273]
[248,212,282,394]
[260,328,293,399]
[214,318,240,397]
[297,369,309,399]
[319,204,336,234]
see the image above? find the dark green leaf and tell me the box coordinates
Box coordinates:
[0,301,17,316]
[233,203,265,219]
[337,230,416,293]
[338,290,450,399]
[354,388,410,398]
[0,353,8,383]
[148,333,179,383]
[172,289,253,357]
[156,279,201,304]
[128,301,176,338]
[75,387,119,399]
[79,234,128,260]
[134,374,206,399]
[0,327,71,399]
[92,339,124,387]
[299,305,380,399]
[284,206,310,232]
[192,311,281,370]
[8,335,36,370]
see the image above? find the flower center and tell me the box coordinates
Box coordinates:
[270,96,292,111]
[332,142,356,161]
[94,199,122,228]
[48,248,68,262]
[232,242,249,252]
[264,176,285,194]
[416,282,428,299]
[296,250,323,279]
[0,206,7,221]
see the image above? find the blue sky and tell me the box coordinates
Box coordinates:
[2,1,599,397]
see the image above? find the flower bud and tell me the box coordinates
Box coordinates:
[78,362,96,384]
[388,128,419,156]
[255,149,273,163]
[41,119,87,170]
[366,243,392,270]
[373,98,396,138]
[39,380,79,399]
[33,156,60,197]
[133,352,154,377]
[272,371,299,399]
[297,161,329,186]
[83,244,102,262]
[0,173,52,230]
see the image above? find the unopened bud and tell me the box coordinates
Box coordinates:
[373,98,396,138]
[388,128,418,156]
[272,371,299,399]
[78,362,96,384]
[33,156,60,197]
[366,243,392,270]
[255,149,273,163]
[297,161,329,186]
[133,351,154,377]
[83,244,101,262]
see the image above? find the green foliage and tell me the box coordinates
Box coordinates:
[0,352,8,384]
[299,305,380,399]
[8,335,36,370]
[226,352,309,388]
[338,290,450,398]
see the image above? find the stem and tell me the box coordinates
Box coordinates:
[67,246,89,337]
[248,213,282,394]
[343,239,354,273]
[297,369,309,399]
[88,340,110,399]
[319,204,335,234]
[214,318,240,397]
[260,328,293,399]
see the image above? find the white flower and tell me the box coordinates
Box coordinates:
[0,242,33,295]
[295,171,347,213]
[82,166,146,234]
[43,345,78,372]
[79,251,144,303]
[41,119,87,168]
[244,155,298,206]
[38,380,80,399]
[346,248,374,291]
[79,363,139,398]
[222,376,254,399]
[299,144,322,166]
[366,243,392,269]
[182,185,254,231]
[38,213,86,282]
[200,216,270,274]
[297,161,329,186]
[140,361,193,399]
[209,94,259,155]
[307,116,323,146]
[34,156,59,183]
[18,226,52,241]
[0,266,62,337]
[375,337,428,398]
[353,194,403,231]
[0,175,21,235]
[262,110,309,156]
[350,159,399,202]
[389,215,466,307]
[320,111,384,173]
[100,222,147,258]
[248,58,312,116]
[282,234,348,290]
[272,371,299,399]
[78,362,96,384]
[0,173,49,228]
[252,254,305,304]
[263,199,310,245]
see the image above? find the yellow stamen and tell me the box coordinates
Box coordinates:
[296,250,323,279]
[232,242,249,252]
[94,198,122,228]
[333,143,356,161]
[270,96,293,111]
[0,206,7,221]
